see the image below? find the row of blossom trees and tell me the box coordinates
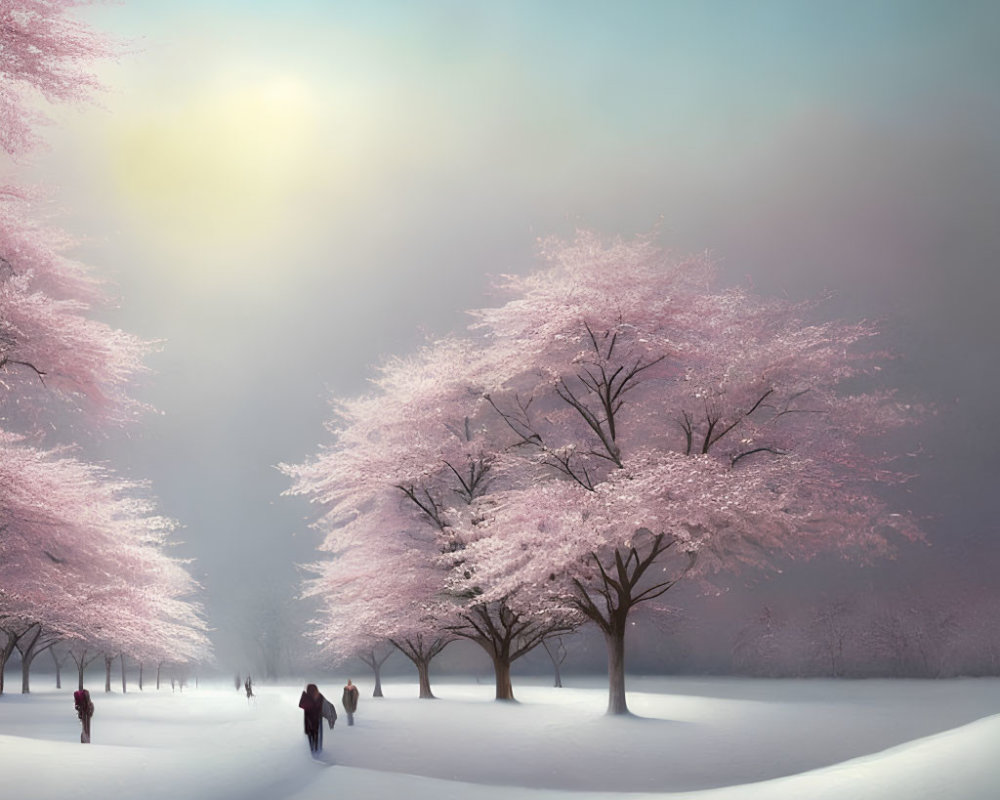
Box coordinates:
[286,233,922,714]
[0,0,211,693]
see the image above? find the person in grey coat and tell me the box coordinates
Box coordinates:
[342,679,359,726]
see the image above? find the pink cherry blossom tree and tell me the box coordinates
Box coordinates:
[0,432,211,693]
[0,0,112,157]
[452,232,923,713]
[285,340,579,702]
[0,193,150,429]
[49,546,211,694]
[2,3,144,426]
[66,524,211,693]
[299,519,457,700]
[1,0,211,694]
[0,433,129,692]
[290,232,921,712]
[287,367,464,698]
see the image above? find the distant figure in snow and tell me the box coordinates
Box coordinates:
[73,688,94,743]
[298,683,336,754]
[244,675,254,700]
[234,672,242,691]
[342,679,359,726]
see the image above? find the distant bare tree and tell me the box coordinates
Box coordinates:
[542,636,568,688]
[808,597,856,677]
[358,644,394,698]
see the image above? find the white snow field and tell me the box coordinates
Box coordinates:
[2,675,999,800]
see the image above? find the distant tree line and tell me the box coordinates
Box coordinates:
[732,586,1000,679]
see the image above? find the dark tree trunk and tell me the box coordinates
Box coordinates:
[51,648,63,689]
[139,662,144,691]
[1,626,39,695]
[17,627,39,694]
[0,638,12,695]
[120,653,127,694]
[104,655,113,693]
[492,655,514,701]
[605,624,628,715]
[21,650,36,694]
[156,661,163,690]
[416,659,434,699]
[15,624,56,694]
[454,599,572,703]
[73,654,86,691]
[70,648,97,691]
[391,636,451,699]
[567,538,691,716]
[464,630,515,701]
[359,647,393,697]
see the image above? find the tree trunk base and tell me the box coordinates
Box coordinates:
[605,627,629,715]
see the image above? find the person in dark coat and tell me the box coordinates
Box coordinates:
[73,689,94,743]
[299,683,335,754]
[342,679,359,726]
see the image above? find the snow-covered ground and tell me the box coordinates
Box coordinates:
[2,675,999,799]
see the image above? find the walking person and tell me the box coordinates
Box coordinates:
[342,679,359,726]
[298,683,336,755]
[73,688,94,743]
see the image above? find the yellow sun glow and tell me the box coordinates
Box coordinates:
[109,75,323,255]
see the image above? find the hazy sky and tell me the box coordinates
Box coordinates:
[17,0,1000,671]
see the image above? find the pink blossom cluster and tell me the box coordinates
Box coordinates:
[0,1,210,693]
